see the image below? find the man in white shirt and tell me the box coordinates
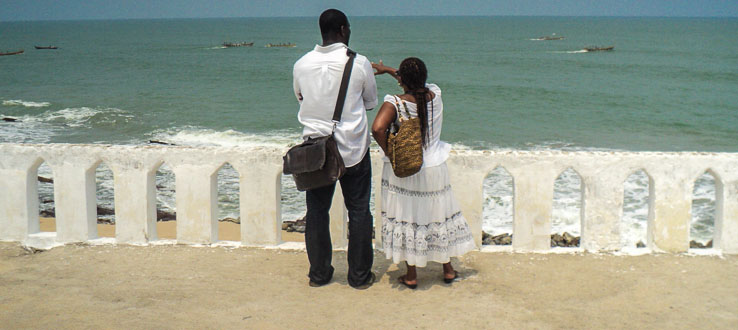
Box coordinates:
[293,9,378,289]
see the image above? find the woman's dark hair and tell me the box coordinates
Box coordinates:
[397,57,432,147]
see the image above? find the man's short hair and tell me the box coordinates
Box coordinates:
[319,9,348,36]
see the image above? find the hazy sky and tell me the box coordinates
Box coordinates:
[2,0,737,21]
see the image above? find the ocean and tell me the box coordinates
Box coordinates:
[2,17,736,246]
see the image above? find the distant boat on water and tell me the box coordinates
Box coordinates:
[533,35,565,41]
[584,46,614,52]
[265,43,296,48]
[0,50,24,56]
[34,46,58,50]
[222,42,253,48]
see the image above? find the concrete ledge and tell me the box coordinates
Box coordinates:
[1,143,737,254]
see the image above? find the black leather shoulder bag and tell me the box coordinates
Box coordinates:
[283,49,356,191]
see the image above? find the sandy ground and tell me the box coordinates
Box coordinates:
[1,221,736,329]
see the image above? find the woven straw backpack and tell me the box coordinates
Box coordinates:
[386,96,423,177]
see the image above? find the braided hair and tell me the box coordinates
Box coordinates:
[397,57,432,147]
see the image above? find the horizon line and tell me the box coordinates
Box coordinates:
[3,14,737,23]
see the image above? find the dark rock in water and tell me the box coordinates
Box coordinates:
[38,176,54,184]
[482,232,513,245]
[482,231,493,245]
[220,217,240,224]
[636,241,646,248]
[97,206,115,216]
[2,117,19,122]
[549,232,581,247]
[551,233,564,247]
[149,140,175,146]
[562,232,576,244]
[157,209,176,221]
[281,216,375,238]
[97,218,114,224]
[281,217,305,233]
[689,240,713,249]
[40,209,55,217]
[42,199,54,204]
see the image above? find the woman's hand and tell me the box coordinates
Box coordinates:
[371,60,397,76]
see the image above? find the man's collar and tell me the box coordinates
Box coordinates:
[314,42,347,53]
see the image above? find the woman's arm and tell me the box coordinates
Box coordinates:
[371,101,398,155]
[371,60,400,82]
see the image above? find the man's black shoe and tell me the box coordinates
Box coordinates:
[353,272,376,290]
[309,279,330,287]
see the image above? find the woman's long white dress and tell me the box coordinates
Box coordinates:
[380,84,476,267]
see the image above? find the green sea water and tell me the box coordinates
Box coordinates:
[1,16,736,151]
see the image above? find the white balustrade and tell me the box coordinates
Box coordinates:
[1,143,736,254]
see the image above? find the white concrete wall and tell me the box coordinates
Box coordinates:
[1,143,736,254]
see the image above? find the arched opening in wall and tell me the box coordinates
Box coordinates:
[690,171,717,249]
[95,162,116,238]
[280,174,306,242]
[482,166,514,246]
[36,161,56,233]
[155,163,176,240]
[621,170,651,249]
[216,163,240,242]
[551,168,582,248]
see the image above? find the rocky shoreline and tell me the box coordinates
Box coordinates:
[482,232,582,247]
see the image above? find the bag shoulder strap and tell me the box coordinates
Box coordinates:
[332,49,357,123]
[392,95,412,121]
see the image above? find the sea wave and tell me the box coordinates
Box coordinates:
[21,107,134,127]
[148,126,300,148]
[0,120,55,143]
[2,99,51,108]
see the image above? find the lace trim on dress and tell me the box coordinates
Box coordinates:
[381,211,475,256]
[381,179,452,198]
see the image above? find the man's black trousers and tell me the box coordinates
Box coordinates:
[304,150,373,288]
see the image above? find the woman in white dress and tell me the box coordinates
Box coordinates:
[371,57,476,289]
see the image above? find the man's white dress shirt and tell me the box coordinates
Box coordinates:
[293,43,378,167]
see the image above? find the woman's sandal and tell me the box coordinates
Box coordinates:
[398,275,418,289]
[443,270,459,284]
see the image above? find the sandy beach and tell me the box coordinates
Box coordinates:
[2,237,737,328]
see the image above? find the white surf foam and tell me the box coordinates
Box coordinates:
[150,126,300,148]
[2,99,51,108]
[0,120,55,143]
[20,107,132,128]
